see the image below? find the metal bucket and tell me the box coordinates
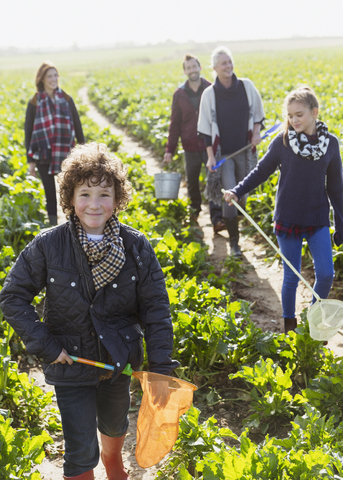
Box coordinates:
[154,172,182,200]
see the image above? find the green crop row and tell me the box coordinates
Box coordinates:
[157,402,343,479]
[2,54,343,479]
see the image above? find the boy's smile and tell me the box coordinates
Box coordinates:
[72,179,116,235]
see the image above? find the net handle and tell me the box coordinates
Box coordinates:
[224,193,321,302]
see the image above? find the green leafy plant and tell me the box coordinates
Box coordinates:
[0,245,15,287]
[154,230,208,279]
[159,405,343,479]
[0,413,52,480]
[302,358,343,424]
[287,404,341,452]
[229,358,306,434]
[156,406,236,479]
[0,316,15,397]
[0,362,57,433]
[173,301,252,376]
[277,310,335,387]
[166,277,226,315]
[0,194,43,254]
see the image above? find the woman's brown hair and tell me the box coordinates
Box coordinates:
[57,142,133,218]
[35,61,59,92]
[283,86,319,144]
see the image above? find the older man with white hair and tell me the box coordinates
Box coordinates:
[198,46,265,256]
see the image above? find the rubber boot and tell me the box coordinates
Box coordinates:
[63,470,94,479]
[49,214,58,226]
[100,433,129,480]
[284,317,297,334]
[213,220,226,233]
[224,217,242,257]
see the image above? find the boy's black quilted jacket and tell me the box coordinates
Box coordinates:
[0,219,179,385]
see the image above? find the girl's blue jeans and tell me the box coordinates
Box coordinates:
[55,374,131,477]
[277,226,334,319]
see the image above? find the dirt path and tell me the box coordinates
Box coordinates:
[34,88,343,479]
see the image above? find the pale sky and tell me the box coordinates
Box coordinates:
[2,0,343,50]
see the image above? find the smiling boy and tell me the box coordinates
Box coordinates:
[0,142,179,480]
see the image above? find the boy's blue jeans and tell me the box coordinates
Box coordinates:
[55,374,131,477]
[277,226,334,319]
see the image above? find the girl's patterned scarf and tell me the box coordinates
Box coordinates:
[288,121,330,161]
[28,88,75,175]
[75,215,126,290]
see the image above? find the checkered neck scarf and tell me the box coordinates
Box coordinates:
[28,88,75,175]
[74,215,126,291]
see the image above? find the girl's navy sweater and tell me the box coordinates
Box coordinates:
[232,132,343,246]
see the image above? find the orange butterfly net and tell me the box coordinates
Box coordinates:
[69,357,197,468]
[133,371,197,468]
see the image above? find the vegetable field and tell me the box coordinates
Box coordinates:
[2,47,343,479]
[88,49,343,272]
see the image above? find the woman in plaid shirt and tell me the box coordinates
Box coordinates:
[224,86,343,334]
[25,61,84,226]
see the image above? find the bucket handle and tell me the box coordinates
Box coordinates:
[161,159,167,173]
[222,191,321,302]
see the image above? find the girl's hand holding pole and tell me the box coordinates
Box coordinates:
[223,190,238,205]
